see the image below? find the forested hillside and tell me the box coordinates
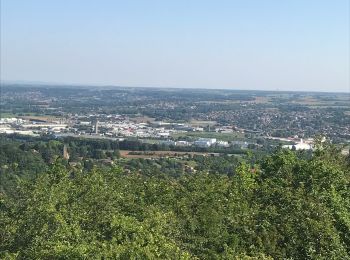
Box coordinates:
[1,141,350,259]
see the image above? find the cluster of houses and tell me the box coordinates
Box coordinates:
[159,138,252,149]
[282,138,313,150]
[0,116,320,151]
[0,117,67,136]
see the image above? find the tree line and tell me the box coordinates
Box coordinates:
[1,139,349,259]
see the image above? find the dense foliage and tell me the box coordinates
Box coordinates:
[1,141,349,259]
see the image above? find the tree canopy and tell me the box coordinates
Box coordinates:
[1,145,349,259]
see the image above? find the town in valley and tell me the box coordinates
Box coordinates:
[1,84,349,161]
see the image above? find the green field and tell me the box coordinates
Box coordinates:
[0,112,18,118]
[0,112,40,118]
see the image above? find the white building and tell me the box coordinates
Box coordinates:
[199,138,217,144]
[0,118,25,124]
[283,139,312,150]
[194,140,211,147]
[160,140,176,146]
[176,141,190,146]
[157,132,170,138]
[216,141,229,147]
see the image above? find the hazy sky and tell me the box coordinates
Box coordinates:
[1,0,349,92]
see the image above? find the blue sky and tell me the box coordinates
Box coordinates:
[1,0,349,92]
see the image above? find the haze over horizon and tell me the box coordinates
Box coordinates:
[1,0,349,92]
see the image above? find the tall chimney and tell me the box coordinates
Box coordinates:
[95,120,99,134]
[63,145,70,160]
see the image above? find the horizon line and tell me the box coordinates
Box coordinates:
[1,80,349,94]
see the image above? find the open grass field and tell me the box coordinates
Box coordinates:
[291,95,350,107]
[0,113,62,121]
[195,100,241,104]
[19,115,62,122]
[0,112,47,119]
[0,112,18,118]
[189,120,217,127]
[248,96,270,104]
[130,115,156,123]
[195,96,270,105]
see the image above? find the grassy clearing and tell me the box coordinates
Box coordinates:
[130,115,156,123]
[189,120,217,127]
[20,115,62,122]
[248,96,270,104]
[291,96,350,107]
[0,112,18,118]
[0,112,50,118]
